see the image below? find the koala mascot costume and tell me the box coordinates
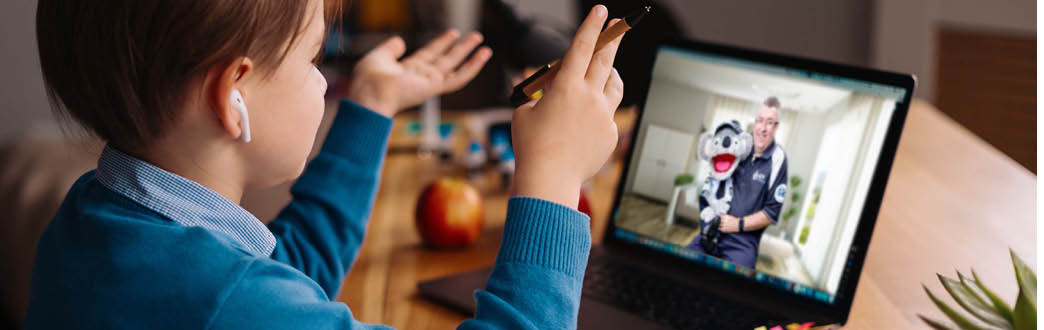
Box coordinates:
[696,120,752,256]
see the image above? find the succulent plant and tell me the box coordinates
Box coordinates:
[919,249,1036,330]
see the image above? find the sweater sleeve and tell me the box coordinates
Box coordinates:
[208,259,394,330]
[459,197,592,330]
[267,99,392,298]
[214,196,588,330]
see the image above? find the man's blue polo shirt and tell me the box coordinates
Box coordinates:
[697,141,788,269]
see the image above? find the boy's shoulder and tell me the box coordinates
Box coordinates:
[25,171,324,328]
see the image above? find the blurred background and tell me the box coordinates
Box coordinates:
[1,0,1035,171]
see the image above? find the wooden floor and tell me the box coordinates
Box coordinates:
[614,194,700,245]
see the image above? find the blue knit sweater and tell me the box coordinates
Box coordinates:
[23,100,591,329]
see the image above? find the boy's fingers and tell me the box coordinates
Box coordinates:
[444,47,492,91]
[585,19,623,87]
[435,32,484,72]
[411,29,460,62]
[515,98,539,112]
[603,68,624,112]
[558,5,608,83]
[374,36,407,60]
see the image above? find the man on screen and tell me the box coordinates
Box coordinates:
[689,97,789,269]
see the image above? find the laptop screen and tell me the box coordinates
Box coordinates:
[612,45,909,304]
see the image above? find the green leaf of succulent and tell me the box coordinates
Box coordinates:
[1010,250,1035,308]
[1013,292,1035,330]
[920,315,959,330]
[939,273,1013,328]
[1010,250,1036,330]
[970,269,1015,323]
[955,271,1014,329]
[924,285,987,330]
[958,272,989,301]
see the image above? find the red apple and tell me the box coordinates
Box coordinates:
[415,178,485,249]
[578,188,593,220]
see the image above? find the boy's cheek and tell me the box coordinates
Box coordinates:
[245,106,322,186]
[247,131,315,187]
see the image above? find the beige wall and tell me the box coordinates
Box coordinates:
[871,0,1036,99]
[665,0,874,66]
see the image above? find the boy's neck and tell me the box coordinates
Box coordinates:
[131,137,249,205]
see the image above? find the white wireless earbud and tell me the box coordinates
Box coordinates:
[229,89,251,143]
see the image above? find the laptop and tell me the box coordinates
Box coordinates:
[418,39,916,329]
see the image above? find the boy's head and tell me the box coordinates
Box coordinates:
[37,0,342,188]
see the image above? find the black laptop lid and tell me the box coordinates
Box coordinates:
[604,38,915,324]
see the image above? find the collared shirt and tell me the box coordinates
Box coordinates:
[95,146,276,256]
[698,140,788,268]
[728,140,788,225]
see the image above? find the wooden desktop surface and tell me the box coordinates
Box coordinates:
[334,100,1037,329]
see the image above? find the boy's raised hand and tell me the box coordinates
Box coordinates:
[347,30,492,117]
[512,5,625,209]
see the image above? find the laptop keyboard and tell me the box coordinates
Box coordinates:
[583,260,786,329]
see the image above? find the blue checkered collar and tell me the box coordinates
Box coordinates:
[95,145,275,257]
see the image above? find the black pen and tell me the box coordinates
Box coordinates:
[510,6,650,106]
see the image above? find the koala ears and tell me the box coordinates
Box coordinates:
[697,133,713,160]
[737,132,754,159]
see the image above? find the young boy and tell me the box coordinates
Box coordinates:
[26,0,623,329]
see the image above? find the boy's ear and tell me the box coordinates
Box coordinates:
[209,57,254,141]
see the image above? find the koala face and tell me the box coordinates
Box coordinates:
[698,122,753,181]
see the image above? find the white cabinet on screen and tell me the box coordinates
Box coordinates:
[632,124,695,202]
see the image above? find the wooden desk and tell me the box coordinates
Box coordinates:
[333,100,1036,329]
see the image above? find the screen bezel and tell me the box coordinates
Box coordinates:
[603,38,916,324]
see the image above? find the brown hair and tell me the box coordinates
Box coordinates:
[36,0,344,151]
[763,96,781,109]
